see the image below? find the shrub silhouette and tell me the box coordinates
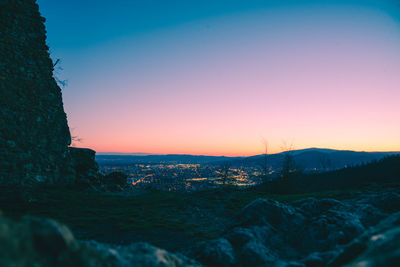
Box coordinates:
[102,171,128,186]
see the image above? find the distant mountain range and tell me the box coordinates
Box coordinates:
[96,148,399,172]
[95,154,243,165]
[232,148,399,171]
[96,152,155,156]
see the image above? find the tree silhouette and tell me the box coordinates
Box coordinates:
[260,138,269,182]
[52,58,68,88]
[278,142,302,192]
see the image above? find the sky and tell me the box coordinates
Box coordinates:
[37,0,400,156]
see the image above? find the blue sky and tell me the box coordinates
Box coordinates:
[36,0,400,155]
[38,0,400,49]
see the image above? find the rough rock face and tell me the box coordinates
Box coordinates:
[85,242,201,267]
[0,0,71,185]
[327,211,400,267]
[0,0,98,186]
[344,226,400,267]
[0,212,201,267]
[69,147,100,187]
[188,189,400,266]
[188,238,235,267]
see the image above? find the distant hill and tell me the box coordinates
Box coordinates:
[95,154,244,165]
[96,152,155,156]
[226,148,399,172]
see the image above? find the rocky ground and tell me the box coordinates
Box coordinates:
[186,187,400,266]
[1,187,399,266]
[0,212,199,267]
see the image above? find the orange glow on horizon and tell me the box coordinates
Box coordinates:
[72,142,400,157]
[63,5,400,155]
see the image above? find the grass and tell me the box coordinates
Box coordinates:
[0,186,356,250]
[2,156,398,250]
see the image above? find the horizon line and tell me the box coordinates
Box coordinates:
[94,147,400,157]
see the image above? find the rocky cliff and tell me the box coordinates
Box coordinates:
[0,0,97,185]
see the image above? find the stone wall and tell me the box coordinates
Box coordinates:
[0,0,92,185]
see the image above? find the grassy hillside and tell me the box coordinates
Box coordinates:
[1,156,398,251]
[272,155,400,193]
[0,186,347,251]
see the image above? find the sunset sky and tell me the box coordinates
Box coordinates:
[37,0,400,156]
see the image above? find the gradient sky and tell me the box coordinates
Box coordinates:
[37,0,400,156]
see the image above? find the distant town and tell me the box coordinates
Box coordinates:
[96,148,398,191]
[99,162,268,191]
